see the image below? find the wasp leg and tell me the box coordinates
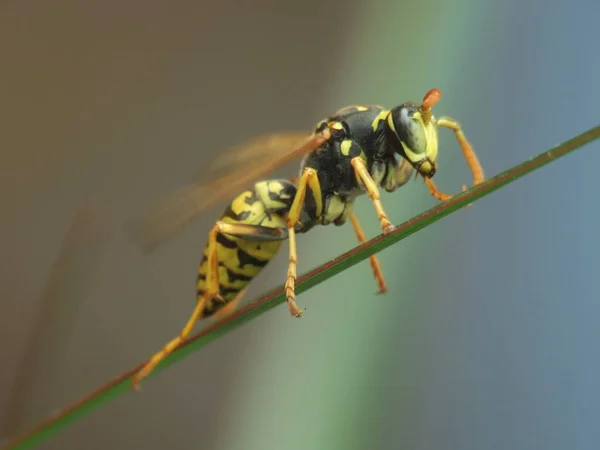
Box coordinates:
[426,117,485,201]
[215,222,290,241]
[285,226,302,317]
[424,178,454,201]
[349,211,388,294]
[211,287,249,320]
[207,223,287,319]
[132,223,222,390]
[350,157,395,234]
[436,117,484,186]
[132,222,287,390]
[285,167,323,318]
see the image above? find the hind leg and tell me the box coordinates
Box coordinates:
[211,287,249,320]
[132,224,224,390]
[132,222,287,390]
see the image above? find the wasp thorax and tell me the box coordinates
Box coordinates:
[385,104,439,178]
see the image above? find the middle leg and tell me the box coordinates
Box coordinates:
[349,210,388,294]
[351,157,395,234]
[284,167,323,318]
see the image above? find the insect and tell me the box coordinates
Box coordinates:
[128,88,484,389]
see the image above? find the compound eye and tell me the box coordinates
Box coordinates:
[393,106,427,156]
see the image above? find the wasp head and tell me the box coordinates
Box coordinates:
[384,88,441,178]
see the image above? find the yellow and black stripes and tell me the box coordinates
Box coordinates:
[196,180,296,318]
[132,89,485,391]
[196,231,276,317]
[131,179,297,389]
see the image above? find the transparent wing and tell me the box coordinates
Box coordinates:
[126,131,329,253]
[193,131,311,182]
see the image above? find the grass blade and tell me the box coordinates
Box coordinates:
[3,124,599,450]
[4,207,109,438]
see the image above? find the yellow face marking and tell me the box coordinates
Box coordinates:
[411,111,439,164]
[391,110,439,171]
[328,121,344,130]
[387,110,424,167]
[400,142,421,165]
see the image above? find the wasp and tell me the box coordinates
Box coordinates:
[128,88,484,389]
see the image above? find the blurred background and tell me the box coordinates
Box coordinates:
[2,0,599,449]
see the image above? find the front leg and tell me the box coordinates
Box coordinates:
[437,117,485,186]
[426,117,485,201]
[351,157,395,234]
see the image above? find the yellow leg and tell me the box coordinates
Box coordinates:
[132,297,208,391]
[426,117,485,201]
[425,177,455,201]
[349,211,388,294]
[211,287,248,320]
[350,157,395,234]
[437,117,485,186]
[284,167,323,318]
[285,226,303,317]
[131,221,286,390]
[131,225,225,390]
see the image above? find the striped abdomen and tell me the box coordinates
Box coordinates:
[196,179,296,318]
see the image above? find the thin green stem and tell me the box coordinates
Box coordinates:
[3,124,600,450]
